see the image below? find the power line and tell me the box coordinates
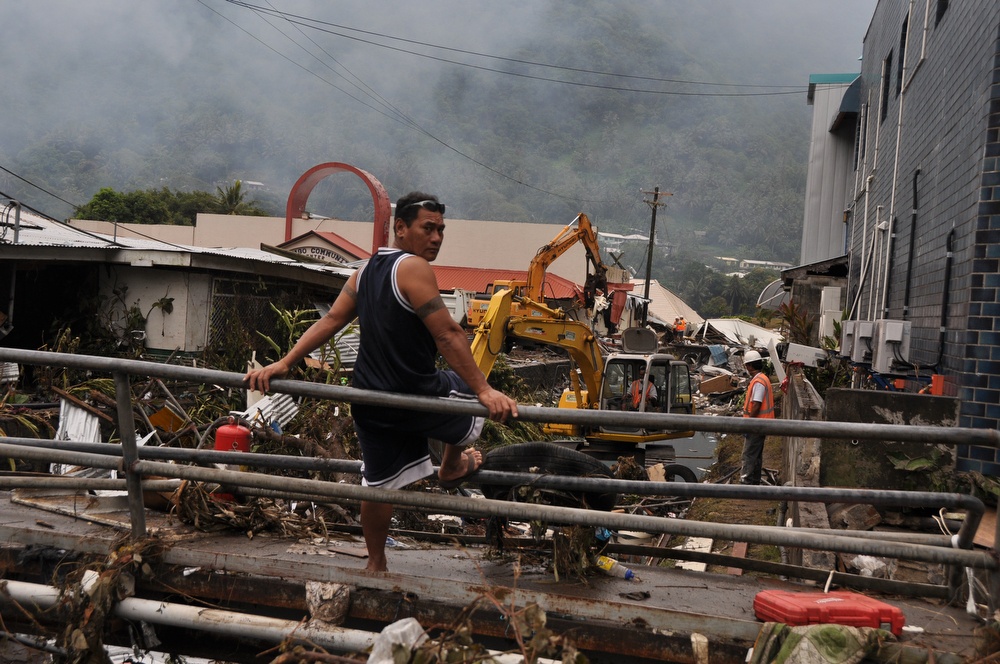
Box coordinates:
[0,165,81,211]
[224,0,805,95]
[253,0,420,130]
[206,0,615,205]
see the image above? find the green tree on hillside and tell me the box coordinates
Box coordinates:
[75,185,268,225]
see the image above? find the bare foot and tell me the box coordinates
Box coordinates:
[439,447,483,486]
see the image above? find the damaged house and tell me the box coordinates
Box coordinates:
[0,206,352,365]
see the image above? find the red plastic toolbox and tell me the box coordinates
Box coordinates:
[753,590,904,636]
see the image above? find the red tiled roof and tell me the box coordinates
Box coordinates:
[310,231,371,259]
[431,265,579,299]
[278,230,370,259]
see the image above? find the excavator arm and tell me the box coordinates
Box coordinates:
[471,287,604,407]
[525,213,608,303]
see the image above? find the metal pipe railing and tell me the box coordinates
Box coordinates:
[0,347,997,447]
[0,477,180,492]
[0,435,980,550]
[0,347,996,603]
[124,459,993,570]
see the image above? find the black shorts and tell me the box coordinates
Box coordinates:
[352,371,484,489]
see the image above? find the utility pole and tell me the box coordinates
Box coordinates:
[641,187,672,323]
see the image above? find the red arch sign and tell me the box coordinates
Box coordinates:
[284,162,392,254]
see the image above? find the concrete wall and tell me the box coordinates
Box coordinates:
[72,215,589,285]
[98,266,214,355]
[781,367,835,570]
[801,79,857,266]
[822,388,959,490]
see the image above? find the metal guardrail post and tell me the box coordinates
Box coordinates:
[113,371,146,538]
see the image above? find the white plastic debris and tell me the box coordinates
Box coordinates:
[367,617,427,663]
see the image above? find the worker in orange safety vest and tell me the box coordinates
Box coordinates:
[623,366,657,410]
[740,349,774,485]
[674,317,686,342]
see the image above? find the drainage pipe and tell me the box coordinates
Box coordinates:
[934,227,954,369]
[1,348,997,449]
[0,579,377,655]
[902,168,921,319]
[129,459,994,570]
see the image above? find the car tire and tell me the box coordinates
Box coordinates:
[480,441,618,511]
[662,463,697,483]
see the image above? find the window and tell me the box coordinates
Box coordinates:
[897,15,908,97]
[880,52,893,123]
[669,364,693,415]
[854,103,867,170]
[935,0,948,26]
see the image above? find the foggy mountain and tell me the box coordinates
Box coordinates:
[1,1,873,264]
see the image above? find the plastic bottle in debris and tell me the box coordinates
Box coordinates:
[593,555,635,580]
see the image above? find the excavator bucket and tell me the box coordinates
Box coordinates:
[470,288,513,377]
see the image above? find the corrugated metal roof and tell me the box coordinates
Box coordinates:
[642,279,703,327]
[807,73,860,104]
[0,210,355,281]
[691,319,783,349]
[431,265,578,298]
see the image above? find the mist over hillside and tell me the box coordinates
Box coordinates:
[1,1,873,265]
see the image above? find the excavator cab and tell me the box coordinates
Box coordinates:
[594,328,694,443]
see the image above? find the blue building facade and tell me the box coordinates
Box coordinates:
[809,2,1000,473]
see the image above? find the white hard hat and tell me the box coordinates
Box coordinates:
[744,350,763,364]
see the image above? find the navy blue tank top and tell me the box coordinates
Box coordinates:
[352,248,450,397]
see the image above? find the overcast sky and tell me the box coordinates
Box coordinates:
[0,1,876,217]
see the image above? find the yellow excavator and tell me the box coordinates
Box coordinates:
[471,285,696,469]
[466,212,608,328]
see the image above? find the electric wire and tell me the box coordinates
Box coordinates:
[224,0,806,95]
[0,166,80,211]
[200,0,616,205]
[255,0,420,130]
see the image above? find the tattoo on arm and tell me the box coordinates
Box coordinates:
[415,295,446,319]
[342,284,357,300]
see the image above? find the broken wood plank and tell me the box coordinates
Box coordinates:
[52,386,115,424]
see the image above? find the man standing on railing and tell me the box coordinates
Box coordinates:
[245,191,518,572]
[740,349,774,485]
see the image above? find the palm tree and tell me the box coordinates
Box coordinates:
[215,180,260,215]
[722,275,749,314]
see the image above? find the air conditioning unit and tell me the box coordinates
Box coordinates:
[776,342,829,368]
[839,320,855,358]
[850,320,875,364]
[871,319,912,374]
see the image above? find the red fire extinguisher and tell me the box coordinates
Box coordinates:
[215,416,252,453]
[212,416,251,503]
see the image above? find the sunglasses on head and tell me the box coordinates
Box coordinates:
[402,199,445,215]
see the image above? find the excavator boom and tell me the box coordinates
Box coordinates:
[470,288,603,404]
[467,212,608,328]
[525,212,607,302]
